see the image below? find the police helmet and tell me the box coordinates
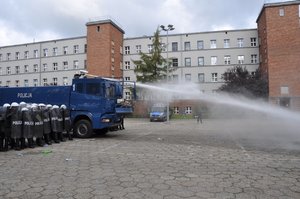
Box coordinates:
[60,104,67,109]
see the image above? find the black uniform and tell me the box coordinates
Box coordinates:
[61,107,73,140]
[32,107,44,146]
[22,107,35,148]
[41,106,52,145]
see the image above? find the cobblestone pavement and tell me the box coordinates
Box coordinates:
[1,118,300,199]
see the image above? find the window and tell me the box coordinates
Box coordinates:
[53,63,58,71]
[279,8,285,16]
[34,50,38,58]
[172,42,178,51]
[125,77,131,81]
[185,57,191,67]
[148,44,153,53]
[197,40,204,49]
[198,57,204,66]
[0,54,2,61]
[211,73,218,82]
[6,67,11,75]
[15,52,20,60]
[63,46,68,55]
[15,66,20,74]
[172,58,178,67]
[281,86,289,95]
[43,78,48,86]
[84,44,87,53]
[43,48,48,57]
[136,45,141,53]
[125,46,130,54]
[299,4,300,17]
[0,67,2,75]
[125,92,131,100]
[6,81,10,87]
[250,38,257,47]
[224,39,230,48]
[210,40,217,48]
[238,55,244,64]
[43,63,47,71]
[24,51,29,59]
[24,79,29,87]
[33,79,38,87]
[173,107,179,114]
[198,73,205,83]
[53,47,58,56]
[24,65,29,73]
[184,42,191,50]
[7,53,11,61]
[53,78,58,86]
[185,74,191,82]
[251,54,258,64]
[160,43,166,51]
[172,75,179,82]
[84,60,87,69]
[15,80,19,87]
[185,106,192,114]
[0,81,2,86]
[74,45,79,53]
[125,61,130,70]
[237,38,244,47]
[224,55,231,65]
[73,60,79,69]
[211,56,217,65]
[87,83,101,96]
[63,61,68,70]
[63,77,68,85]
[33,64,38,72]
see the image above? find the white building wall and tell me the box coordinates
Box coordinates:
[123,29,259,94]
[0,37,87,87]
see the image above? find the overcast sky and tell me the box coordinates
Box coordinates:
[0,0,293,46]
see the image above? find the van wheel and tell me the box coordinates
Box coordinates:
[74,119,93,138]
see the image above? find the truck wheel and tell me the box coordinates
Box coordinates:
[74,119,93,138]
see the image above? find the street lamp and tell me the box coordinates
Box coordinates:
[160,24,175,123]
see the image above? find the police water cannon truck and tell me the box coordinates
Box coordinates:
[0,74,135,138]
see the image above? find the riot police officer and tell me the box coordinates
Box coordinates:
[32,104,44,147]
[60,104,73,140]
[9,102,22,150]
[39,104,52,145]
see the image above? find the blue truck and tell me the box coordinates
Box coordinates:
[0,77,134,138]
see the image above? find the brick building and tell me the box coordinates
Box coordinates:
[257,1,300,109]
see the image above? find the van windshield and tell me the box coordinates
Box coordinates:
[151,107,166,112]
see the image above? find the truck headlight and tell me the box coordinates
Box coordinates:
[101,118,111,123]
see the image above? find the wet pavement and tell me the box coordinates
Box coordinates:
[0,118,300,199]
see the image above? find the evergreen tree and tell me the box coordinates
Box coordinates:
[133,28,171,83]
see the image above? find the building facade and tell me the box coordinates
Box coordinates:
[257,1,300,110]
[0,20,124,87]
[0,1,299,114]
[123,29,259,94]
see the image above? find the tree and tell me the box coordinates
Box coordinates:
[218,66,269,99]
[133,28,171,83]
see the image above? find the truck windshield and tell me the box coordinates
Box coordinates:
[86,83,101,96]
[106,85,115,98]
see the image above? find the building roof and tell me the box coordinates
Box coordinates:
[86,19,125,34]
[256,0,300,22]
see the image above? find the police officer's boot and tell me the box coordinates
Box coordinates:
[28,138,35,148]
[36,138,44,147]
[58,132,66,142]
[14,138,21,151]
[44,134,52,145]
[3,138,9,151]
[53,133,60,143]
[0,138,4,152]
[20,138,26,149]
[67,131,73,141]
